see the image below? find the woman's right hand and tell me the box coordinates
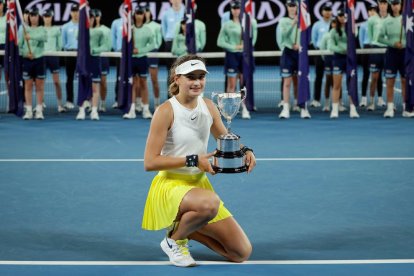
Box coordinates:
[198,151,216,175]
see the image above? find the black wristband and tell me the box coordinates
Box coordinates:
[241,146,254,154]
[185,154,198,167]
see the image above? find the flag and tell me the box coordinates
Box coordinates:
[241,0,254,110]
[346,0,358,106]
[403,0,414,112]
[297,0,311,108]
[185,0,196,54]
[5,0,24,117]
[118,0,133,114]
[76,0,92,107]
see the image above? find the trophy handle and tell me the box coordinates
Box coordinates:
[240,87,247,101]
[211,92,219,107]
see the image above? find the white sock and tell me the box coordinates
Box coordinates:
[142,104,149,111]
[154,97,160,106]
[92,106,98,113]
[136,97,142,106]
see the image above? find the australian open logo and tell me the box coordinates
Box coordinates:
[314,0,378,24]
[25,0,79,23]
[218,0,285,28]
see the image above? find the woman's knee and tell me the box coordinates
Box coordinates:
[198,193,220,220]
[227,241,252,263]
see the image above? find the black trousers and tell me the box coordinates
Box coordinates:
[313,55,324,101]
[64,56,76,103]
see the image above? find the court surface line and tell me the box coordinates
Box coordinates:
[1,259,414,266]
[1,157,414,162]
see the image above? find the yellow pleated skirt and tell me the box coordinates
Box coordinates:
[142,171,232,231]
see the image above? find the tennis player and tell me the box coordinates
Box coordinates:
[142,54,256,267]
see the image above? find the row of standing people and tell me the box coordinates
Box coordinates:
[0,1,206,120]
[277,0,413,119]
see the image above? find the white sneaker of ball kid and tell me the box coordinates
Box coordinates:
[160,237,196,267]
[300,108,311,119]
[76,108,86,120]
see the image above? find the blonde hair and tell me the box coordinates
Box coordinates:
[168,54,206,96]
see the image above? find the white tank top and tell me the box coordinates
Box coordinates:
[161,96,213,175]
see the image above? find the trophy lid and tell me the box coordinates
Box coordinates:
[219,132,240,140]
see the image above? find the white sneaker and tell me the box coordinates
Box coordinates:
[402,110,414,118]
[112,102,118,109]
[349,104,359,118]
[279,103,290,119]
[277,100,284,108]
[160,238,196,267]
[359,97,367,107]
[99,101,106,112]
[58,105,67,113]
[330,103,339,119]
[292,105,301,112]
[384,103,394,118]
[83,101,92,112]
[90,110,100,120]
[300,108,311,119]
[135,103,143,113]
[64,101,75,110]
[23,110,33,120]
[34,106,44,120]
[142,105,153,119]
[367,103,375,111]
[339,103,347,112]
[310,100,321,108]
[76,108,86,120]
[377,97,386,107]
[241,108,251,119]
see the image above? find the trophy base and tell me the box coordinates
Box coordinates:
[212,150,247,174]
[212,165,247,174]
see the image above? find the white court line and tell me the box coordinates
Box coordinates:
[0,259,414,266]
[1,157,414,162]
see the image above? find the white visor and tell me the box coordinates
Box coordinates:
[175,60,209,75]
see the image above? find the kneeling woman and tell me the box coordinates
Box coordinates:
[142,55,256,267]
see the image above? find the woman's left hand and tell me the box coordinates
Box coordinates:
[245,151,256,173]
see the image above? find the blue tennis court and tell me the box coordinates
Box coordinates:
[1,109,414,275]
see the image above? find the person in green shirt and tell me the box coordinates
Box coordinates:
[145,5,162,110]
[366,0,388,110]
[19,8,47,120]
[319,19,337,112]
[76,9,105,121]
[328,9,359,119]
[217,0,257,119]
[172,20,188,57]
[277,0,301,119]
[42,9,65,113]
[93,9,111,112]
[378,0,412,118]
[123,6,155,119]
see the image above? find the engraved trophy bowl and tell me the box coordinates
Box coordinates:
[211,88,247,173]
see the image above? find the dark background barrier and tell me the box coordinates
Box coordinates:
[18,0,376,52]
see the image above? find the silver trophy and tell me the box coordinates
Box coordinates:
[211,88,247,173]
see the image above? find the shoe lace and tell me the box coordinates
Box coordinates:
[174,239,190,257]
